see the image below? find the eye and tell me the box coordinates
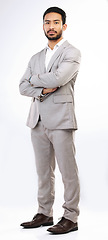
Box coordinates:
[55,21,59,24]
[45,21,50,24]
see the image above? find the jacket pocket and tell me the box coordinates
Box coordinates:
[53,95,72,103]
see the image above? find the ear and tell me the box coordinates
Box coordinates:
[63,24,67,31]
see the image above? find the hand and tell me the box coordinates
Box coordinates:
[43,88,58,95]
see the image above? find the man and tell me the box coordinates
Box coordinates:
[19,6,81,234]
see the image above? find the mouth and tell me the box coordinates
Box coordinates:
[47,30,57,34]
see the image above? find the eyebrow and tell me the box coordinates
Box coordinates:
[44,19,60,22]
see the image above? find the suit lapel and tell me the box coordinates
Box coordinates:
[47,40,69,72]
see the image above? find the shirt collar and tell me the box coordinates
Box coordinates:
[46,38,65,50]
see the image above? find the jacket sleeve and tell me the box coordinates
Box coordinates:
[19,60,43,98]
[30,49,81,89]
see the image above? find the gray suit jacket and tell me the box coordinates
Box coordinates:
[19,40,81,129]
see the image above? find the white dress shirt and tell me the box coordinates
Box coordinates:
[38,39,66,101]
[45,38,65,69]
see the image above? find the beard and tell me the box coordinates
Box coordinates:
[44,29,62,40]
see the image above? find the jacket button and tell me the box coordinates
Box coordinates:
[40,97,43,102]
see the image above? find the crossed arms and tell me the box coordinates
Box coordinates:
[19,49,81,100]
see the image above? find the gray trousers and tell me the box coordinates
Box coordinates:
[31,121,80,223]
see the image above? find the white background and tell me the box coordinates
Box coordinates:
[0,0,108,239]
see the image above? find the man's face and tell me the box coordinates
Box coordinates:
[43,12,66,41]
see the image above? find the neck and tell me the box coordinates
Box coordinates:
[48,36,63,50]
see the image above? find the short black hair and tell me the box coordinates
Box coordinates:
[43,7,66,24]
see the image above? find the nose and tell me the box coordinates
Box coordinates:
[49,22,54,29]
